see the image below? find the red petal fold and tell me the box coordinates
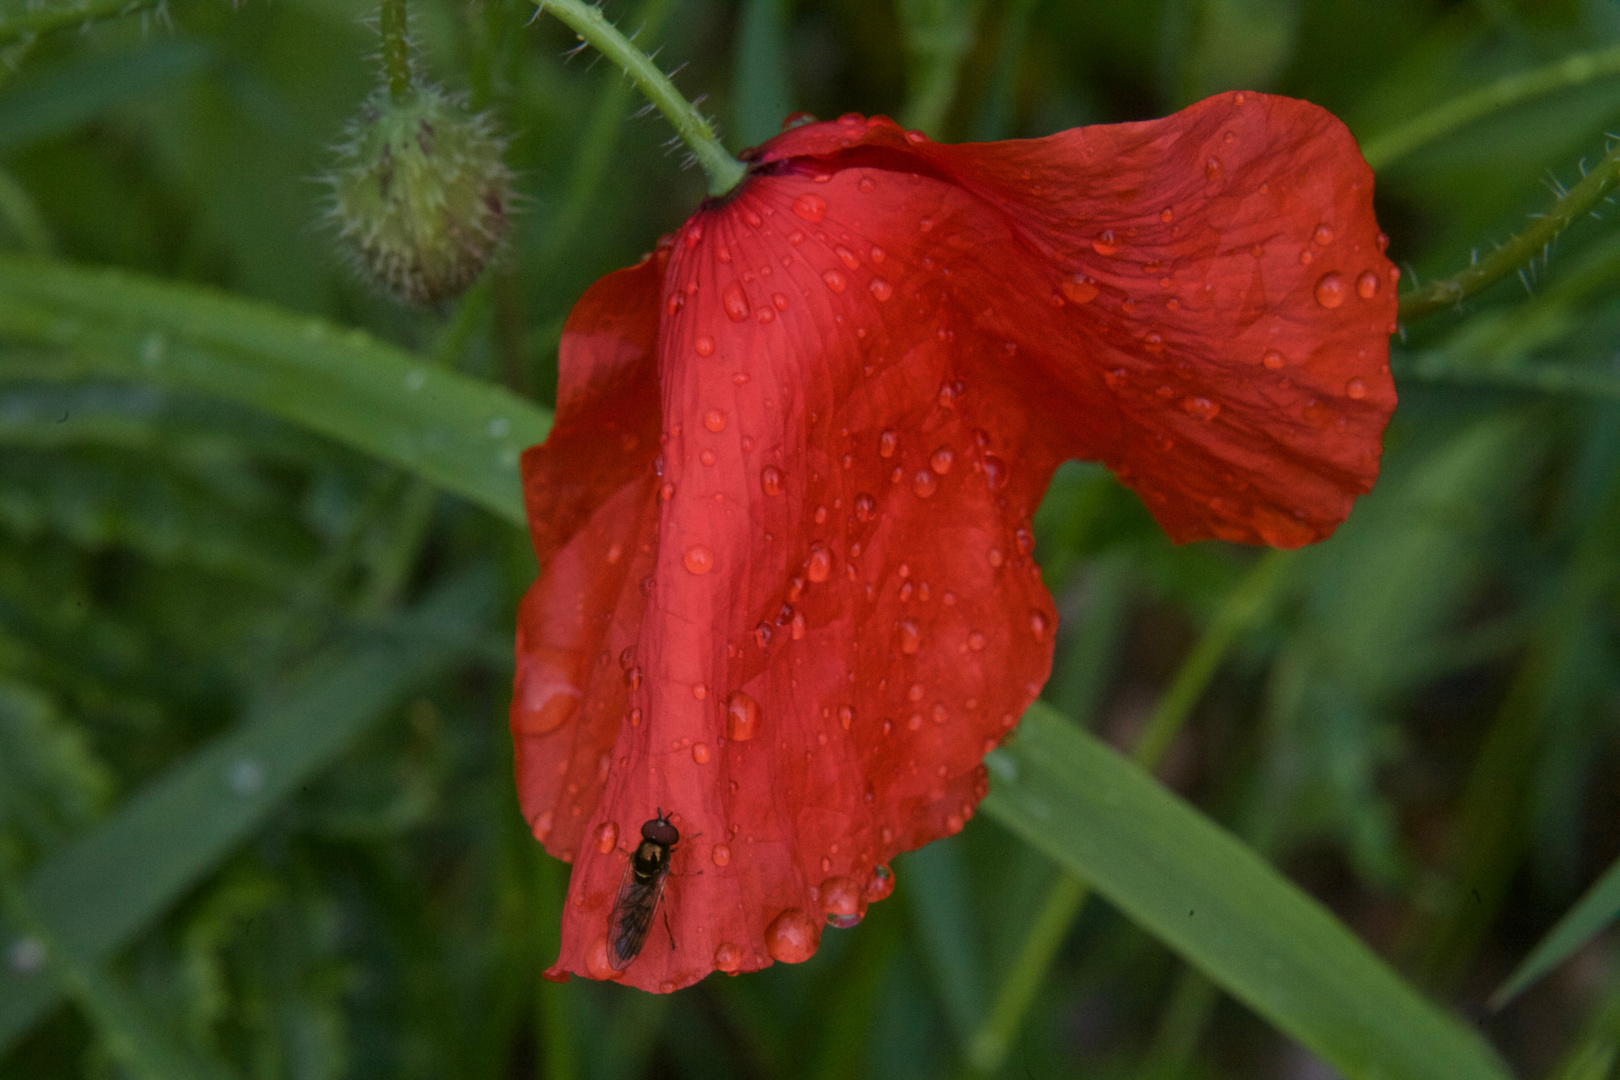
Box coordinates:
[517,91,1397,991]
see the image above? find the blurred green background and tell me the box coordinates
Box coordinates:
[0,0,1619,1078]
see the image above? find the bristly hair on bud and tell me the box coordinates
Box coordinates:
[325,82,515,307]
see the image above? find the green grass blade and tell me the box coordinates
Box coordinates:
[0,257,550,526]
[0,574,494,1055]
[1491,855,1620,1009]
[732,0,794,148]
[980,703,1513,1080]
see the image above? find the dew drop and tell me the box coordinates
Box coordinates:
[594,821,619,854]
[766,908,819,963]
[1314,272,1345,309]
[585,936,619,980]
[912,470,938,498]
[1092,229,1120,256]
[1159,207,1174,223]
[712,843,732,867]
[839,704,855,729]
[820,876,862,923]
[967,631,986,651]
[1262,349,1285,370]
[858,176,876,193]
[1031,611,1049,638]
[834,245,860,270]
[692,742,711,764]
[822,270,846,294]
[694,335,715,356]
[704,409,727,432]
[791,193,826,223]
[897,619,921,655]
[714,941,741,973]
[727,691,761,741]
[761,465,783,496]
[865,864,895,901]
[855,493,877,521]
[684,545,714,575]
[879,430,898,457]
[624,666,642,690]
[869,277,893,302]
[987,548,1004,568]
[1313,224,1334,246]
[659,482,675,501]
[1345,377,1367,400]
[983,454,1008,490]
[1060,274,1099,304]
[1182,396,1220,420]
[1356,270,1380,299]
[1204,156,1222,180]
[1143,332,1164,353]
[807,546,832,583]
[722,283,750,322]
[791,611,806,639]
[700,449,717,466]
[930,447,954,474]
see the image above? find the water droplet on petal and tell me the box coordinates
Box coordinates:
[711,843,732,868]
[822,270,846,294]
[792,193,826,223]
[692,742,711,764]
[1345,378,1367,399]
[1313,224,1334,246]
[820,876,862,924]
[765,908,819,963]
[684,545,714,575]
[987,548,1004,568]
[869,277,893,301]
[1031,611,1049,638]
[807,545,832,582]
[722,283,750,322]
[1205,156,1222,180]
[1182,396,1220,420]
[594,821,619,854]
[1060,274,1098,304]
[623,665,643,691]
[858,176,876,193]
[834,245,859,270]
[1356,270,1380,299]
[1262,349,1285,370]
[983,454,1008,490]
[699,449,717,466]
[1092,229,1120,256]
[704,409,727,432]
[864,864,895,901]
[695,336,715,356]
[897,619,921,654]
[839,704,855,729]
[761,466,783,495]
[586,936,619,980]
[912,470,938,498]
[1159,207,1174,223]
[727,691,761,741]
[1314,273,1345,308]
[930,447,954,474]
[879,430,898,458]
[968,631,986,651]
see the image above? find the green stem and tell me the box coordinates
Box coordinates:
[380,0,414,102]
[1399,143,1620,323]
[0,0,164,47]
[963,551,1293,1076]
[534,0,746,196]
[1362,43,1620,171]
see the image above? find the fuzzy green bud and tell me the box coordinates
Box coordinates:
[328,84,513,306]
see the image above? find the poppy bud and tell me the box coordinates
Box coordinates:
[326,84,513,306]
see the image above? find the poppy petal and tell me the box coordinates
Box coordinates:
[511,253,663,860]
[525,92,1396,990]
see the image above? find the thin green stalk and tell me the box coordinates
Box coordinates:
[1362,43,1620,170]
[963,551,1293,1076]
[1399,143,1620,323]
[380,0,414,102]
[533,0,745,196]
[0,0,164,47]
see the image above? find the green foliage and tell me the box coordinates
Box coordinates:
[0,1,1617,1079]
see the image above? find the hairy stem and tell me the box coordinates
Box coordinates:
[534,0,746,196]
[380,0,414,102]
[1399,143,1620,323]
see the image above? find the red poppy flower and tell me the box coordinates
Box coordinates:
[511,91,1397,992]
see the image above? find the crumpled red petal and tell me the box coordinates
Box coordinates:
[514,91,1397,992]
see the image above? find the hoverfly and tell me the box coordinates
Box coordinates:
[608,809,680,970]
